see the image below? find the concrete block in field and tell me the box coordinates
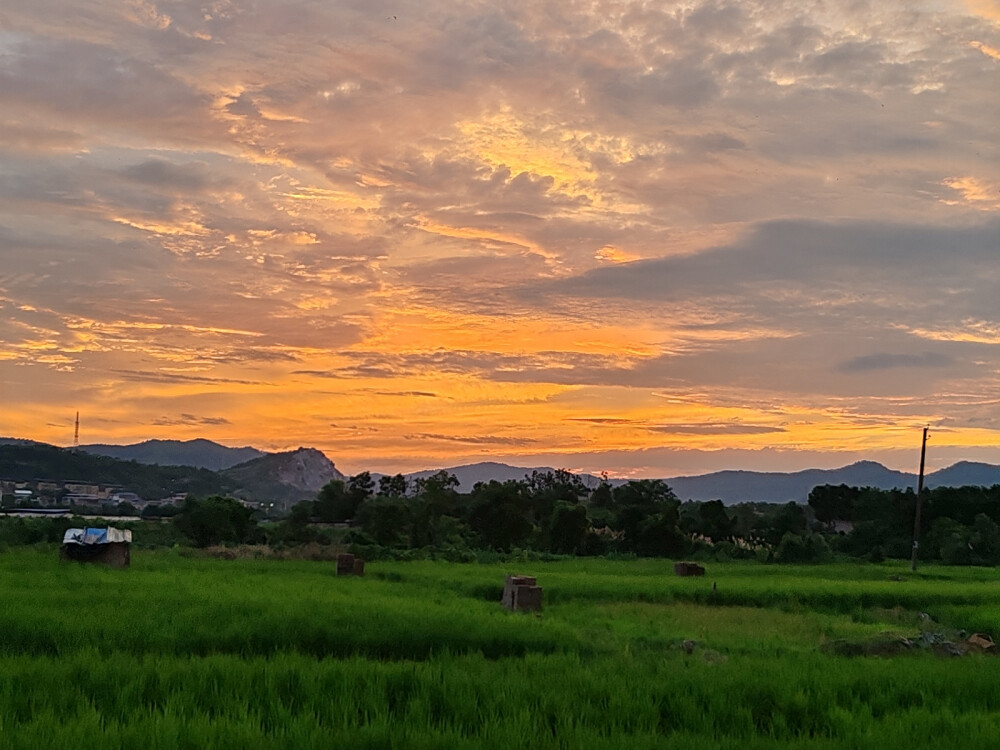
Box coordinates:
[502,574,542,612]
[337,553,355,576]
[674,561,706,577]
[352,557,365,576]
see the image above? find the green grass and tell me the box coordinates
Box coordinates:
[3,549,1000,748]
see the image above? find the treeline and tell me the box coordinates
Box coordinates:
[5,470,1000,566]
[808,483,1000,564]
[274,470,822,562]
[0,472,810,561]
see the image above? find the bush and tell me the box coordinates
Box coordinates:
[774,532,831,564]
[173,496,264,548]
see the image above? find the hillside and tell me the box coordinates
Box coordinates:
[1,443,345,506]
[926,462,1000,490]
[0,443,236,500]
[665,461,917,504]
[79,439,265,471]
[221,448,345,507]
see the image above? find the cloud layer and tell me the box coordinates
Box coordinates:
[1,0,998,475]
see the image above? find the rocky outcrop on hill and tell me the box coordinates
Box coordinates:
[221,448,345,506]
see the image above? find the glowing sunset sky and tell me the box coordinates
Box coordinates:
[2,0,998,477]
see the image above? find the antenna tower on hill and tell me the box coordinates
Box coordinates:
[74,411,79,449]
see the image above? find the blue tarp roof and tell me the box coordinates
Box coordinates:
[62,527,132,545]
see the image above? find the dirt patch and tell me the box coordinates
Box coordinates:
[201,543,349,561]
[822,630,995,658]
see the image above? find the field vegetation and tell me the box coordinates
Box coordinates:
[3,548,1000,748]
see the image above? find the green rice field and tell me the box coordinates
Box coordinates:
[3,549,1000,748]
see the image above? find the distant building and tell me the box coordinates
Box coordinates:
[109,491,143,504]
[65,482,106,498]
[65,494,103,507]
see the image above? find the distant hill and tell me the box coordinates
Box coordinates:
[79,439,265,471]
[664,461,916,504]
[666,460,1000,504]
[221,448,345,507]
[926,462,1000,489]
[0,443,236,500]
[401,459,1000,505]
[1,443,345,505]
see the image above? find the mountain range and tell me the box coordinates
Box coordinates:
[5,438,1000,505]
[0,440,343,507]
[79,438,265,471]
[402,458,1000,503]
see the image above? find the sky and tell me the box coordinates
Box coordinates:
[1,0,998,478]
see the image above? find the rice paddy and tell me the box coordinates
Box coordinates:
[3,549,1000,748]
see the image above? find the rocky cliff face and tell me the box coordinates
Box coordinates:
[221,447,345,504]
[270,447,346,491]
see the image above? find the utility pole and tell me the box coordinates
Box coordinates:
[910,426,929,572]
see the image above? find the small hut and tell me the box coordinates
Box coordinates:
[60,527,132,567]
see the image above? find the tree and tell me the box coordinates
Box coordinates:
[931,517,972,565]
[612,479,677,509]
[610,479,681,553]
[589,478,614,509]
[524,470,589,527]
[634,511,689,557]
[686,500,735,543]
[546,501,590,554]
[287,500,314,527]
[378,474,408,498]
[410,471,460,547]
[314,479,366,523]
[763,502,808,546]
[414,471,459,506]
[347,471,375,506]
[970,513,1000,565]
[466,480,534,551]
[354,496,412,547]
[774,532,830,563]
[174,495,263,548]
[116,501,139,517]
[808,484,858,523]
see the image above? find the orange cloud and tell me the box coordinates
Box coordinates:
[942,176,1000,209]
[970,40,1000,59]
